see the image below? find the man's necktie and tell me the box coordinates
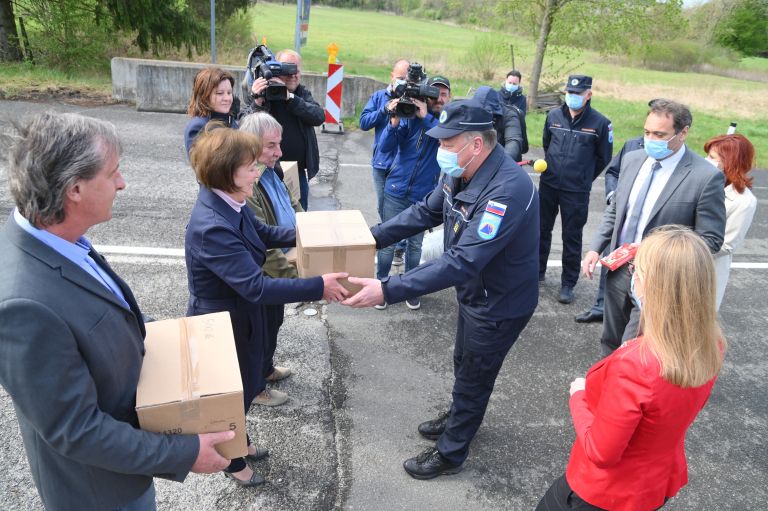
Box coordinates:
[622,161,662,245]
[87,249,130,308]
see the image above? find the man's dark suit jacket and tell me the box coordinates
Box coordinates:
[589,147,726,347]
[0,218,199,511]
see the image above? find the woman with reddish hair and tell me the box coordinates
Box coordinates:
[184,67,239,155]
[704,134,758,309]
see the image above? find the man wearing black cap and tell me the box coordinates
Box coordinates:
[539,74,613,304]
[343,100,539,480]
[373,73,451,311]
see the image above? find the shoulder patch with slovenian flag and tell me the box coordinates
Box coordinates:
[477,200,507,240]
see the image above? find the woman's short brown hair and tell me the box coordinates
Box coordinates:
[190,124,261,192]
[187,67,235,117]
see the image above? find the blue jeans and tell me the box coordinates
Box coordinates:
[373,167,406,252]
[114,482,156,511]
[372,166,388,221]
[377,193,424,280]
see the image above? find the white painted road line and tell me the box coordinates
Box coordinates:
[95,245,184,257]
[103,255,186,265]
[95,245,768,270]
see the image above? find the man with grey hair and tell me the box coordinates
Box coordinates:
[0,112,233,510]
[239,111,304,407]
[582,99,725,355]
[343,100,539,480]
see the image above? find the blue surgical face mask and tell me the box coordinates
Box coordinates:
[504,83,519,93]
[436,141,473,178]
[565,92,585,110]
[630,272,642,310]
[644,132,678,160]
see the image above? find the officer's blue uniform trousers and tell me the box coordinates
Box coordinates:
[439,309,532,464]
[374,145,540,465]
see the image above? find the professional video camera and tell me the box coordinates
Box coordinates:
[391,63,440,118]
[246,44,298,102]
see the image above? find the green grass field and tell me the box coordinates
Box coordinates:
[234,3,767,163]
[1,2,766,163]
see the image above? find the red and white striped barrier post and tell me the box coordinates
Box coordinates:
[322,42,344,134]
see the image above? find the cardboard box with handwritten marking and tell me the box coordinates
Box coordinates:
[136,312,247,459]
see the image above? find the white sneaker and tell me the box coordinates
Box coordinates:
[392,249,405,266]
[374,302,388,310]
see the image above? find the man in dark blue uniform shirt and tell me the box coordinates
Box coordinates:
[344,100,539,480]
[539,75,612,304]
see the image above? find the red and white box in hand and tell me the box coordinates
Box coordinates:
[600,243,639,271]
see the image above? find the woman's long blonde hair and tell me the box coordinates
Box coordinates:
[635,226,725,387]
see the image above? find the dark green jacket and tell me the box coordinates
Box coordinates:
[246,173,303,278]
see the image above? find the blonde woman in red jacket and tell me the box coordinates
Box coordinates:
[537,226,725,511]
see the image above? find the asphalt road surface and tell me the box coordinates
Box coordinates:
[0,100,766,510]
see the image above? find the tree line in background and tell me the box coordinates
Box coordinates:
[0,0,766,98]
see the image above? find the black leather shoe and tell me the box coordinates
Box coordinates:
[403,447,463,480]
[223,469,266,487]
[558,286,575,304]
[418,411,449,440]
[574,310,603,323]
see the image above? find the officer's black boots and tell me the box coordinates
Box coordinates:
[403,447,463,480]
[558,286,575,304]
[418,411,450,440]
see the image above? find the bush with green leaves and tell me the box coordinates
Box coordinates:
[464,32,507,81]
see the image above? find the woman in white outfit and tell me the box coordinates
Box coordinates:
[704,134,758,310]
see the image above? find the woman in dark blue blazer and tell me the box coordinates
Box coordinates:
[185,126,348,487]
[184,67,240,155]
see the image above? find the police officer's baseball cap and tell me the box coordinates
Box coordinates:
[565,75,592,93]
[427,75,451,90]
[425,99,494,139]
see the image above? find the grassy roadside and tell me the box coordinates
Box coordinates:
[0,63,112,98]
[1,3,765,163]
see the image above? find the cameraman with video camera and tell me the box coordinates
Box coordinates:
[374,65,451,311]
[243,47,323,210]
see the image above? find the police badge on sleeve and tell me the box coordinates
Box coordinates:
[477,200,507,240]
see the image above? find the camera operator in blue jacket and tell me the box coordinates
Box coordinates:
[374,74,451,311]
[359,59,410,220]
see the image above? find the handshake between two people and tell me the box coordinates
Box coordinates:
[320,273,386,308]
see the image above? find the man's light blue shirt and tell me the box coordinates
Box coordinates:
[13,208,129,308]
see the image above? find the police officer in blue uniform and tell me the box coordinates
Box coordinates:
[344,100,540,479]
[539,75,613,304]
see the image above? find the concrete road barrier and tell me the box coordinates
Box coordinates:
[111,57,385,118]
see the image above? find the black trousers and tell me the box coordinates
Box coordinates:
[602,264,642,353]
[536,474,607,510]
[436,309,532,465]
[263,303,285,378]
[537,474,668,511]
[538,183,590,287]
